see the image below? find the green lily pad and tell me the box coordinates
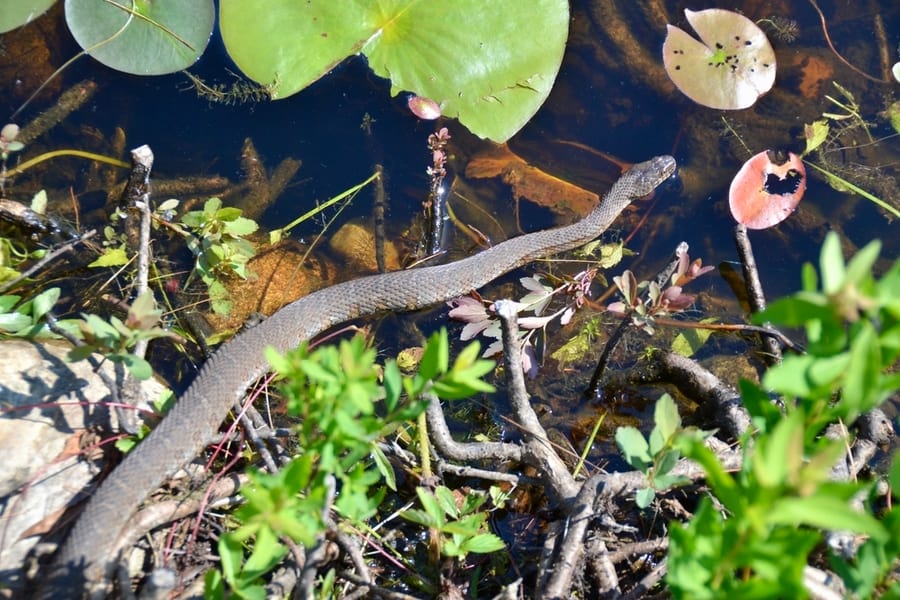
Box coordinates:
[0,0,56,33]
[64,0,214,75]
[663,8,776,110]
[219,0,568,142]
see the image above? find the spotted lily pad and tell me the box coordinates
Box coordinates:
[663,8,776,110]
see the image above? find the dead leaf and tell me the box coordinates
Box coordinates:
[466,144,600,217]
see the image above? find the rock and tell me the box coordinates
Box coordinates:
[328,220,401,272]
[0,339,166,592]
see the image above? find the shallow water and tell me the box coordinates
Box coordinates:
[1,0,897,447]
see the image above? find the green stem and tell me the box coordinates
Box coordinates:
[5,149,131,177]
[805,160,900,220]
[269,170,381,243]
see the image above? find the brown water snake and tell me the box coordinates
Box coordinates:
[44,154,676,595]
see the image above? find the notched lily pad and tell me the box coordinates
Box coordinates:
[219,0,568,142]
[729,149,806,229]
[663,8,776,110]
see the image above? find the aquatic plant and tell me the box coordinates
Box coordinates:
[662,8,776,110]
[64,0,214,75]
[219,0,568,142]
[11,1,567,142]
[0,0,55,33]
[729,150,806,229]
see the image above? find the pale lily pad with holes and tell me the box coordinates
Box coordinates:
[65,0,214,75]
[219,0,569,142]
[0,0,56,33]
[663,8,776,110]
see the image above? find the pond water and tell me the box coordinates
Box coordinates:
[1,1,898,456]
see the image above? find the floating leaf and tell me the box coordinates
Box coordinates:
[663,8,776,110]
[65,0,214,75]
[729,150,806,229]
[0,0,55,33]
[407,95,442,120]
[803,119,830,155]
[219,0,568,142]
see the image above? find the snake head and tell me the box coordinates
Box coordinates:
[629,155,677,197]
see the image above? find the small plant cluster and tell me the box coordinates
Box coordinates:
[635,232,900,598]
[206,330,501,598]
[0,285,172,380]
[450,244,714,376]
[607,245,714,335]
[93,196,259,315]
[426,126,451,204]
[449,267,600,377]
[615,393,695,509]
[167,197,258,315]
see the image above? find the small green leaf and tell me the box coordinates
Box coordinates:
[418,329,448,382]
[616,426,651,471]
[158,198,180,212]
[842,321,881,418]
[30,287,60,320]
[416,487,446,527]
[460,533,505,554]
[803,119,830,155]
[224,216,259,236]
[635,487,655,509]
[30,190,48,215]
[671,325,714,357]
[204,568,225,599]
[371,443,396,491]
[654,448,681,477]
[89,247,129,267]
[768,496,888,542]
[819,232,846,295]
[889,451,900,496]
[653,394,682,445]
[844,239,881,288]
[435,486,460,519]
[242,526,287,579]
[218,535,243,584]
[121,353,153,380]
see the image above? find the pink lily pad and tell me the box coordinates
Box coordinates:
[729,150,806,229]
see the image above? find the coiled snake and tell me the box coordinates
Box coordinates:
[45,154,676,595]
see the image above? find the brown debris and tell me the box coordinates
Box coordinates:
[466,144,600,217]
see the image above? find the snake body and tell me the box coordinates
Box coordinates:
[46,155,675,594]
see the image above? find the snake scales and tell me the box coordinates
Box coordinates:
[44,154,676,595]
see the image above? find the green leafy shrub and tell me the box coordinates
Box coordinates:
[206,329,498,597]
[663,231,900,597]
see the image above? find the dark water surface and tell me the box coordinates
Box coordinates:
[1,0,898,450]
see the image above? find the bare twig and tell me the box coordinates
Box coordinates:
[733,224,782,364]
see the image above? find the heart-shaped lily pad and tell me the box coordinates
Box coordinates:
[219,0,568,142]
[729,150,806,229]
[65,0,214,75]
[0,0,56,33]
[663,8,776,110]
